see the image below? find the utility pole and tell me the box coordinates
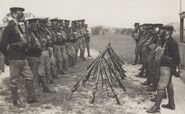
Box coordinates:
[180,0,182,13]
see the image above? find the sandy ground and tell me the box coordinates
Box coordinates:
[0,35,163,114]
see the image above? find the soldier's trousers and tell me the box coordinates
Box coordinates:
[62,45,68,70]
[85,41,91,56]
[79,37,86,59]
[146,52,155,83]
[8,59,35,101]
[0,52,5,72]
[156,66,175,106]
[72,42,78,62]
[53,45,63,73]
[66,42,76,67]
[37,51,53,83]
[27,57,39,87]
[47,47,57,78]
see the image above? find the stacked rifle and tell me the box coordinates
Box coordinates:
[67,43,126,104]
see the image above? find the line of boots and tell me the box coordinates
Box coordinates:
[11,80,38,107]
[147,87,175,113]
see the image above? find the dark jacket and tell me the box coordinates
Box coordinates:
[0,20,26,60]
[160,37,180,69]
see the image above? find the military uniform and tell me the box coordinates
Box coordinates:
[25,18,54,93]
[0,51,5,73]
[132,23,140,65]
[0,7,37,107]
[147,26,180,113]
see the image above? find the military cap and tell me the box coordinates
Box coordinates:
[78,19,85,23]
[153,24,163,27]
[25,18,39,23]
[58,19,64,22]
[160,26,174,31]
[10,7,25,13]
[64,20,70,22]
[84,24,88,28]
[39,18,49,23]
[134,23,140,26]
[50,18,58,22]
[142,23,153,26]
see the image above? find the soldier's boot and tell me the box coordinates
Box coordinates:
[39,77,54,93]
[45,72,54,84]
[51,66,59,79]
[147,86,156,92]
[150,89,167,102]
[82,50,86,60]
[162,87,175,110]
[80,50,86,60]
[152,77,160,91]
[87,48,91,57]
[11,87,25,107]
[147,89,165,113]
[136,66,145,78]
[132,55,138,65]
[63,60,68,71]
[25,80,38,104]
[141,80,151,86]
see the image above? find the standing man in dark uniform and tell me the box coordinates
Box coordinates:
[0,7,38,107]
[132,23,140,65]
[84,24,91,57]
[147,26,180,113]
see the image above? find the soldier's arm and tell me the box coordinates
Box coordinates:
[0,27,11,56]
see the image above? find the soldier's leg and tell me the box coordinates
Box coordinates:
[8,60,24,107]
[60,45,66,73]
[44,51,54,83]
[37,58,53,93]
[50,61,58,78]
[81,38,86,60]
[143,54,153,86]
[21,60,38,103]
[162,77,175,109]
[55,45,63,74]
[63,45,68,70]
[0,52,5,73]
[133,43,139,65]
[48,47,58,78]
[27,57,39,89]
[147,66,172,113]
[86,41,91,57]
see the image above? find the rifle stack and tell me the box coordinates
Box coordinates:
[67,43,126,105]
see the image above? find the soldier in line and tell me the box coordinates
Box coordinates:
[61,20,70,70]
[131,22,140,65]
[147,26,180,113]
[71,20,80,60]
[78,20,86,60]
[0,51,5,74]
[0,7,38,107]
[84,24,91,57]
[135,24,152,78]
[68,26,78,66]
[39,18,58,79]
[50,19,64,74]
[25,18,54,93]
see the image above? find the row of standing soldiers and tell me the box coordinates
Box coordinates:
[132,23,180,113]
[0,7,91,107]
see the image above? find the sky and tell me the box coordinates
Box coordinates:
[0,0,185,28]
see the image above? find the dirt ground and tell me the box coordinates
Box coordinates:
[0,35,162,114]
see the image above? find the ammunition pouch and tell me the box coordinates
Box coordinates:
[161,56,172,63]
[26,47,42,57]
[9,43,26,51]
